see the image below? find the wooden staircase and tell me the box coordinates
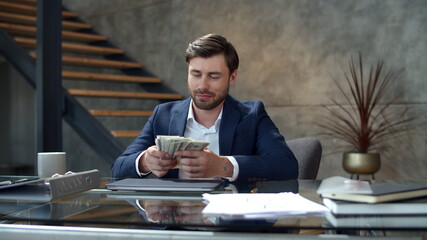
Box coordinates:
[0,0,182,141]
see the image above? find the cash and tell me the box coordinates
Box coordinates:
[155,135,210,159]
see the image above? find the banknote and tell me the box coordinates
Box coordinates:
[155,135,209,168]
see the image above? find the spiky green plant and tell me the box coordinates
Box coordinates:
[319,53,413,153]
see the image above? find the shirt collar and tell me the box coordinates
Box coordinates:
[188,99,223,129]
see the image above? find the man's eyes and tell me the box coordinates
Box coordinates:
[191,73,221,79]
[208,74,221,79]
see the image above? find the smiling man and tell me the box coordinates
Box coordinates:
[112,34,298,182]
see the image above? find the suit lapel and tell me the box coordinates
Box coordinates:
[169,96,241,155]
[169,98,190,136]
[219,96,240,155]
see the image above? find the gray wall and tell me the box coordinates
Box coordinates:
[0,62,36,174]
[1,0,426,179]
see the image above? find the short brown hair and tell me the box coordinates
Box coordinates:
[185,34,239,74]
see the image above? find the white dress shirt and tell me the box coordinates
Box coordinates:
[135,100,239,181]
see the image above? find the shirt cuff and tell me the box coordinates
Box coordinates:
[135,151,152,177]
[225,156,239,182]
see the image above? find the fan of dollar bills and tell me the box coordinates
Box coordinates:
[155,135,210,159]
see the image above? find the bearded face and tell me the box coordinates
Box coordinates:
[187,54,236,111]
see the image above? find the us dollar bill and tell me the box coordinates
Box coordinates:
[155,135,209,158]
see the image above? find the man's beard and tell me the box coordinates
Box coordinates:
[190,86,229,110]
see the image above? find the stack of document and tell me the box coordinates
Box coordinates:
[202,192,329,219]
[317,176,427,227]
[318,176,427,204]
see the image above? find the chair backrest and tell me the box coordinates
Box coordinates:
[286,137,322,179]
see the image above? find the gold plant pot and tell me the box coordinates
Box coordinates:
[342,152,381,175]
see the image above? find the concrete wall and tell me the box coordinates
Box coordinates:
[2,0,426,179]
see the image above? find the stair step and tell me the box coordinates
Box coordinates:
[62,55,141,69]
[68,89,183,100]
[0,11,91,30]
[111,131,140,138]
[9,0,36,4]
[0,23,107,42]
[89,110,153,117]
[0,1,76,18]
[62,71,161,83]
[15,37,123,55]
[29,52,141,69]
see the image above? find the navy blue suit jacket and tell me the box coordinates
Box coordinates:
[112,95,298,181]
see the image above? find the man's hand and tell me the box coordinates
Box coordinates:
[139,146,177,177]
[174,149,233,178]
[139,200,209,224]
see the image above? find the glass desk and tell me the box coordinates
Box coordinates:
[0,177,426,239]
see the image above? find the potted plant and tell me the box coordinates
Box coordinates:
[319,53,413,179]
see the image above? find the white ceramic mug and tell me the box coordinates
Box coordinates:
[37,152,66,178]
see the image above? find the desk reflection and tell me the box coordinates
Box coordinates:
[124,180,300,231]
[137,199,209,225]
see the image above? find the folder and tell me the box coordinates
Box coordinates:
[0,170,100,202]
[106,178,223,192]
[321,182,427,203]
[317,176,427,203]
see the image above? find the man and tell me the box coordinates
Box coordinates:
[112,34,298,182]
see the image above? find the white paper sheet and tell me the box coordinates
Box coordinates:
[316,176,372,195]
[202,192,329,219]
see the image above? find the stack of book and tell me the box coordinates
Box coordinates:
[317,176,427,228]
